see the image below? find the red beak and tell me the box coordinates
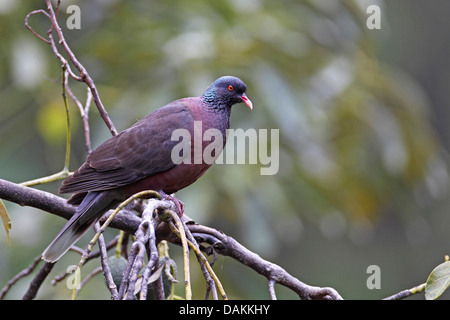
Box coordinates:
[241,94,253,110]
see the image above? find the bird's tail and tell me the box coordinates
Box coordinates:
[42,190,118,263]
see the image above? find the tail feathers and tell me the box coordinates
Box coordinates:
[42,219,96,263]
[67,192,88,205]
[42,191,116,263]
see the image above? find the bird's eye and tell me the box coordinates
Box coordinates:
[228,85,234,91]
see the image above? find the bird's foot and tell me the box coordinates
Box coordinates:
[160,191,184,217]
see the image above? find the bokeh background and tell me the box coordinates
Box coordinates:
[1,0,450,299]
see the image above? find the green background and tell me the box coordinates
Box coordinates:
[1,0,450,299]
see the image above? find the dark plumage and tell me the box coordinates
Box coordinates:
[42,76,252,262]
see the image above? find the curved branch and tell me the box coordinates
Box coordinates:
[383,283,426,300]
[25,1,117,137]
[24,10,51,43]
[0,178,140,234]
[0,255,42,299]
[0,178,342,300]
[45,0,117,136]
[187,224,343,300]
[22,261,54,300]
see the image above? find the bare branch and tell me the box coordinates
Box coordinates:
[383,283,426,300]
[182,219,219,300]
[0,255,42,299]
[50,237,118,287]
[94,223,119,299]
[24,10,51,44]
[186,224,343,300]
[25,1,117,136]
[22,261,54,300]
[0,178,141,234]
[137,202,161,300]
[45,0,117,136]
[63,75,92,153]
[268,279,277,300]
[0,178,343,299]
[77,266,102,296]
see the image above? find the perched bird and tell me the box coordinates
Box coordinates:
[42,76,252,262]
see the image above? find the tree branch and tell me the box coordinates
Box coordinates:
[44,0,117,136]
[383,283,426,300]
[186,224,343,300]
[25,1,117,138]
[94,223,119,299]
[0,178,342,300]
[0,255,42,299]
[0,178,141,234]
[22,261,54,300]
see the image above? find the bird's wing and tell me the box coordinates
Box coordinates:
[59,99,196,194]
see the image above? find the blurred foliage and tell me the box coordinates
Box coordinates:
[1,0,450,299]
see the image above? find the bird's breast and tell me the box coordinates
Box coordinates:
[121,162,212,195]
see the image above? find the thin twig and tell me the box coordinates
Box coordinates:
[24,10,51,43]
[118,241,139,299]
[22,261,54,300]
[383,283,426,300]
[25,2,117,137]
[20,67,72,187]
[168,220,226,300]
[160,210,192,300]
[125,242,146,300]
[181,219,220,300]
[150,258,166,300]
[51,237,118,286]
[0,255,42,299]
[45,0,118,136]
[76,266,102,297]
[83,89,93,153]
[94,223,118,299]
[139,202,161,300]
[63,76,92,153]
[158,241,178,300]
[268,279,277,300]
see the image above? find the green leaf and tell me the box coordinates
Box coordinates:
[0,200,11,246]
[425,261,450,300]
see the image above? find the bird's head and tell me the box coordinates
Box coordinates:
[202,76,253,110]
